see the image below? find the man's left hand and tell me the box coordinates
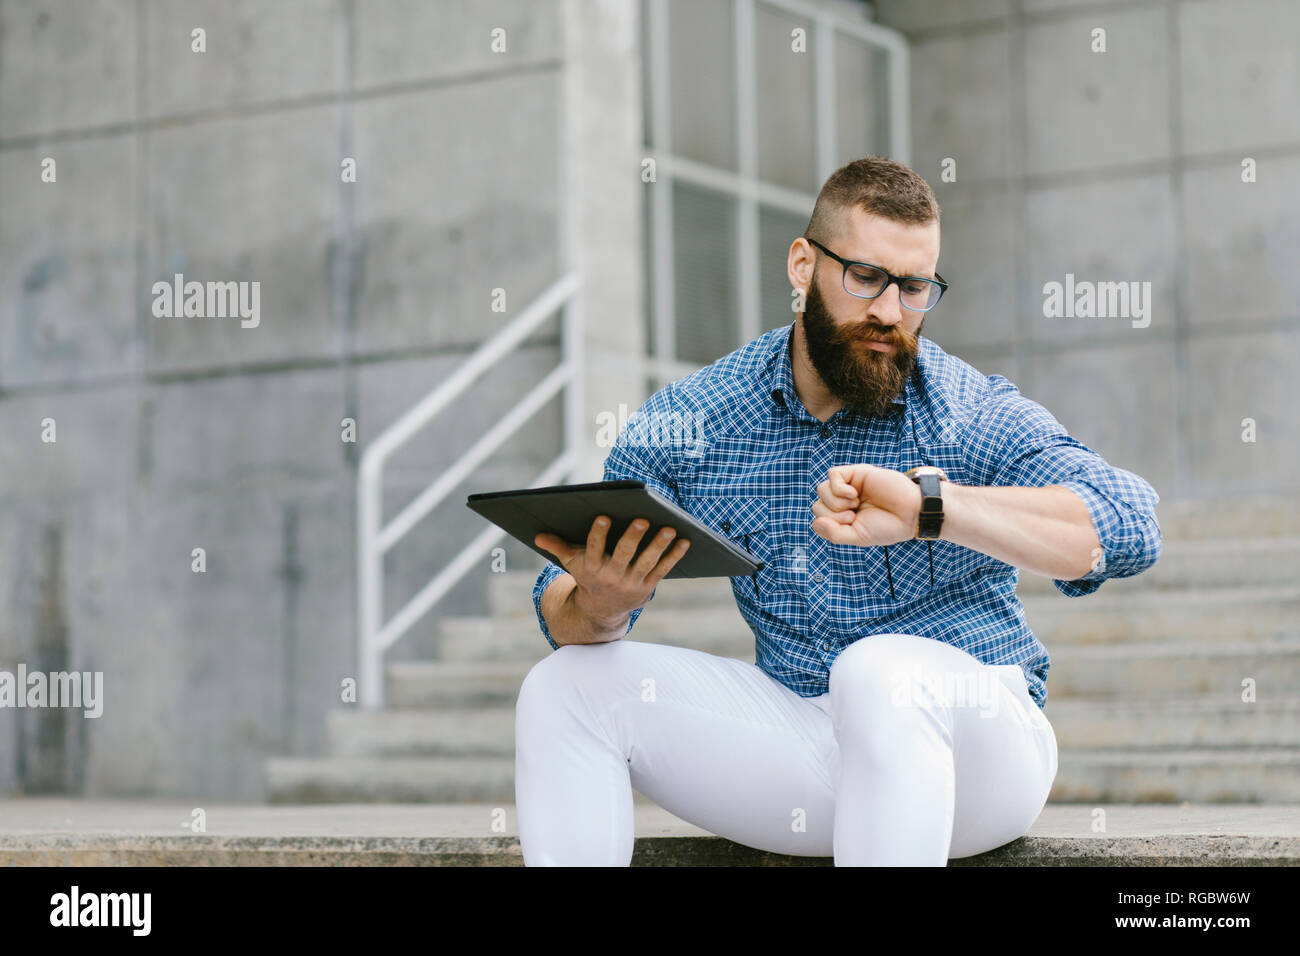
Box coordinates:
[812,464,921,547]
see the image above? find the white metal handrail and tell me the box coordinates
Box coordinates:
[357,273,582,709]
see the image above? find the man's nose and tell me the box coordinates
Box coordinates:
[866,282,906,325]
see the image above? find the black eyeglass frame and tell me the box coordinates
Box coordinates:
[806,237,949,312]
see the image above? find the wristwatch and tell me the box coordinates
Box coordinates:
[904,466,948,539]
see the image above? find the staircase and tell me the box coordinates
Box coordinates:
[264,496,1300,804]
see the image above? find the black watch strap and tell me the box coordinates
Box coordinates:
[915,472,944,539]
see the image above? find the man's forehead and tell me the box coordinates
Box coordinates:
[833,209,939,273]
[837,227,941,277]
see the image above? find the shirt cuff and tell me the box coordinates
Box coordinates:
[532,562,653,648]
[532,562,567,651]
[1053,477,1161,597]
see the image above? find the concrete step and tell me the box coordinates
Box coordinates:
[2,800,1296,865]
[287,693,1300,805]
[1016,536,1300,596]
[437,606,756,662]
[1052,748,1300,803]
[1021,586,1300,644]
[434,617,565,663]
[392,636,1300,710]
[263,755,661,805]
[332,698,1300,762]
[327,707,516,758]
[1047,637,1300,699]
[498,553,1300,625]
[1156,495,1300,540]
[265,755,519,803]
[447,585,1300,664]
[1047,698,1300,749]
[489,568,737,620]
[269,743,1300,807]
[386,660,533,708]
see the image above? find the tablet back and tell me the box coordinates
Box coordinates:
[466,480,762,578]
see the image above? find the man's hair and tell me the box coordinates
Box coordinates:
[804,156,940,243]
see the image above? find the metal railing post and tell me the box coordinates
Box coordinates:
[356,274,581,711]
[563,286,583,480]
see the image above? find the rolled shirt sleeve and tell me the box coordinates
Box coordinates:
[531,561,571,651]
[958,378,1162,597]
[532,385,688,647]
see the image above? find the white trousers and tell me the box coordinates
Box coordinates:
[514,633,1058,866]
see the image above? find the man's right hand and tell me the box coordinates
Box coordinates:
[534,516,691,629]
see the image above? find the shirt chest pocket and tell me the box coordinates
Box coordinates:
[867,537,968,605]
[678,495,770,595]
[867,456,972,603]
[680,494,769,557]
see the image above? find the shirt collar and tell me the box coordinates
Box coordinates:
[767,322,911,423]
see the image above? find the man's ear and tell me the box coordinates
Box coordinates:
[785,239,816,310]
[788,237,815,301]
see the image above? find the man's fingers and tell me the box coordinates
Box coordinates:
[812,515,858,545]
[827,465,862,501]
[813,493,857,518]
[631,525,678,580]
[613,520,655,572]
[609,518,650,570]
[645,537,691,587]
[812,499,856,524]
[832,468,860,503]
[585,516,611,572]
[534,532,576,567]
[816,475,859,513]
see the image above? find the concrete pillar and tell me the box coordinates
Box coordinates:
[562,0,649,482]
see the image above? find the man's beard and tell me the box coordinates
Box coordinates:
[800,278,921,420]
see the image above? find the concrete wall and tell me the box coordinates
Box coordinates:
[4,0,1288,801]
[0,0,572,798]
[874,0,1300,501]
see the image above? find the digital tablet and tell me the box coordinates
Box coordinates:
[466,479,763,578]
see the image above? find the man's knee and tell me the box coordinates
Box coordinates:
[829,633,935,700]
[832,633,997,723]
[517,639,625,707]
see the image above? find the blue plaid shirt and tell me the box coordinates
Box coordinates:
[532,322,1162,709]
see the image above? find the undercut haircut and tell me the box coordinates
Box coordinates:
[804,156,940,243]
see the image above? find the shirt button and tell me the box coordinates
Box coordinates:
[819,426,831,439]
[720,520,730,532]
[821,641,832,651]
[813,573,824,583]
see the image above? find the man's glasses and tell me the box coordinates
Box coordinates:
[807,237,948,312]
